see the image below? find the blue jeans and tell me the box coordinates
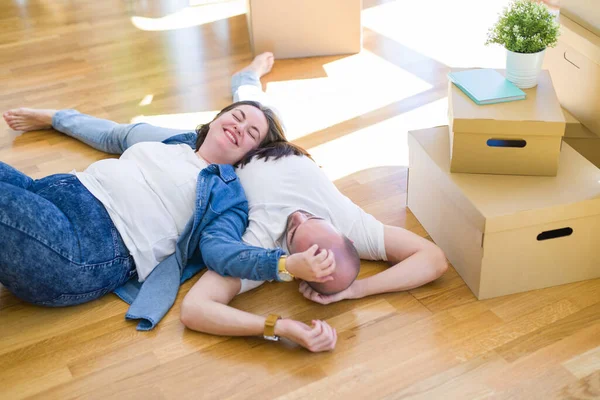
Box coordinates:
[0,70,268,306]
[0,163,136,306]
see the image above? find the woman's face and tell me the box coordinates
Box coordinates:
[203,105,269,164]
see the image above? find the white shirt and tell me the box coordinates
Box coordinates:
[76,143,208,281]
[235,155,387,293]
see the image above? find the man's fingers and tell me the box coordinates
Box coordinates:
[310,320,324,337]
[312,322,336,351]
[298,281,309,294]
[331,328,338,350]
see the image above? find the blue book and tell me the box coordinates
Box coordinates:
[447,69,526,105]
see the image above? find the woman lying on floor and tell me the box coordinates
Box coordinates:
[2,53,447,352]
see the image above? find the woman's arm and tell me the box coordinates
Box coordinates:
[180,270,337,352]
[200,205,336,283]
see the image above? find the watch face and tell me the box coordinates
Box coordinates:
[278,272,293,282]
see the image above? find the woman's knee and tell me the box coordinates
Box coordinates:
[0,163,33,190]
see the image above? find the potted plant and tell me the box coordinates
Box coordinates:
[486,0,560,89]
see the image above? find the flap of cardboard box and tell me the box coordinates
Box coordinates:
[448,71,566,137]
[561,0,600,38]
[563,108,600,139]
[408,126,600,234]
[560,14,600,66]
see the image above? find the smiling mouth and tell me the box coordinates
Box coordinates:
[223,128,238,146]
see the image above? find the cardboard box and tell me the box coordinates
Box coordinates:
[246,0,362,59]
[448,70,566,176]
[562,109,600,168]
[407,126,600,300]
[562,108,598,138]
[564,137,600,168]
[543,14,600,136]
[561,0,600,37]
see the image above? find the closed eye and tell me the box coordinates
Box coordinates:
[235,108,260,141]
[249,128,259,141]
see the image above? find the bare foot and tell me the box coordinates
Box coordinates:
[3,108,57,131]
[237,52,275,78]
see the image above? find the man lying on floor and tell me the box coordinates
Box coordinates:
[182,152,448,353]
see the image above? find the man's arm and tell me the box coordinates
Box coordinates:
[180,270,337,352]
[300,225,448,304]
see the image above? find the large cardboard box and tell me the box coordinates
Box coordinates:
[543,14,600,136]
[448,70,566,176]
[407,126,600,300]
[246,0,362,59]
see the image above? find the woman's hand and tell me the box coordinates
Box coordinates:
[275,319,337,352]
[286,244,336,283]
[298,280,359,305]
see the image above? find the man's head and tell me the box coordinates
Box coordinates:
[285,210,360,295]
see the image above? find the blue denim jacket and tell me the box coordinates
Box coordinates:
[114,133,284,330]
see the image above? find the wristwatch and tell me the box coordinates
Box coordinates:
[277,255,294,282]
[263,313,281,341]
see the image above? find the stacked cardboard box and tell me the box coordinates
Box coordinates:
[543,12,600,168]
[448,70,566,176]
[246,0,362,59]
[407,126,600,299]
[408,10,600,298]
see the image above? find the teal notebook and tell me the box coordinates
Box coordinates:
[447,69,526,105]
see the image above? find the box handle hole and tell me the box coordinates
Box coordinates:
[563,51,580,69]
[537,227,573,241]
[487,139,527,148]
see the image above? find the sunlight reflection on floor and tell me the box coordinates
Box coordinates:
[265,50,433,141]
[309,98,449,181]
[132,111,218,129]
[131,0,246,31]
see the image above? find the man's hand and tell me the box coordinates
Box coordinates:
[286,244,335,283]
[298,280,359,305]
[275,319,337,352]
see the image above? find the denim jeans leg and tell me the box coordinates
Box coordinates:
[52,109,191,154]
[0,161,34,189]
[0,170,134,306]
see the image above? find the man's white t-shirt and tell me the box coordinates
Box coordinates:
[76,143,208,281]
[235,155,387,293]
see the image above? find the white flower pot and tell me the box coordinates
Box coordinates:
[505,49,546,89]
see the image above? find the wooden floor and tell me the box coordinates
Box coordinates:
[1,1,599,399]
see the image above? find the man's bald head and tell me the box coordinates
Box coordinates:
[286,210,361,295]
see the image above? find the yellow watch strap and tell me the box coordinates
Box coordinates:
[278,255,294,278]
[264,313,281,338]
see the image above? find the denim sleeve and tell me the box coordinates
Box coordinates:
[199,205,284,282]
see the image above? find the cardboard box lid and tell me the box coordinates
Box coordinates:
[448,70,566,137]
[559,14,600,66]
[408,126,600,234]
[561,0,600,38]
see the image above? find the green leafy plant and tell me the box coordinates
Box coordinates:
[486,0,560,53]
